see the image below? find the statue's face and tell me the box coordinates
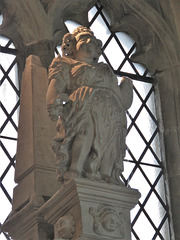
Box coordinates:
[75,32,102,64]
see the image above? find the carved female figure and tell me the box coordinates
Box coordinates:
[46,26,133,184]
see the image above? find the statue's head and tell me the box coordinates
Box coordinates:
[61,26,102,65]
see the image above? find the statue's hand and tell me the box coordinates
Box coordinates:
[47,103,61,121]
[59,93,69,104]
[47,94,70,121]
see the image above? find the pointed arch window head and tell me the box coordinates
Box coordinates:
[54,4,171,240]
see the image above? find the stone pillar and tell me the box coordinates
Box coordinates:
[2,55,60,239]
[39,178,140,240]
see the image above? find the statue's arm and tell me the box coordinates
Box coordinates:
[46,77,68,121]
[119,77,133,110]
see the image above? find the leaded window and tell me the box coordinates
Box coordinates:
[0,28,19,239]
[62,4,172,240]
[87,4,171,239]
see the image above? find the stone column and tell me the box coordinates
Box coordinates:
[2,55,60,239]
[39,178,140,240]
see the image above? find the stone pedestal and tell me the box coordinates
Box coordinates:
[39,178,140,240]
[2,195,53,240]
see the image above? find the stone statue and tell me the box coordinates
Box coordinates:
[46,26,133,184]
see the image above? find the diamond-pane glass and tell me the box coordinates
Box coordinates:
[87,4,170,239]
[0,36,19,239]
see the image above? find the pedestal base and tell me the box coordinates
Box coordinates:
[39,178,140,240]
[2,195,53,240]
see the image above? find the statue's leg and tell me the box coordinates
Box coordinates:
[100,133,120,183]
[70,114,94,176]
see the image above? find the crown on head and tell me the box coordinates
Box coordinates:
[72,26,94,37]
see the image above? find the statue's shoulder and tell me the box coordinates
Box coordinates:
[96,62,115,78]
[48,56,76,83]
[49,56,76,69]
[96,62,114,73]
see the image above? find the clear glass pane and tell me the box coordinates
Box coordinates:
[121,61,137,74]
[1,121,18,138]
[133,81,152,100]
[126,125,146,160]
[104,38,125,70]
[141,165,161,185]
[141,148,160,165]
[135,108,157,141]
[88,6,97,22]
[0,14,3,25]
[0,36,18,238]
[0,36,9,47]
[1,80,19,113]
[146,90,157,117]
[116,32,135,53]
[65,20,81,32]
[127,94,142,119]
[132,211,155,240]
[90,14,111,45]
[0,233,10,240]
[130,169,151,203]
[1,138,17,158]
[134,63,147,76]
[155,174,167,205]
[160,218,171,239]
[151,134,161,161]
[0,188,12,223]
[2,166,16,198]
[144,191,166,227]
[0,145,10,176]
[122,161,135,180]
[0,51,16,71]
